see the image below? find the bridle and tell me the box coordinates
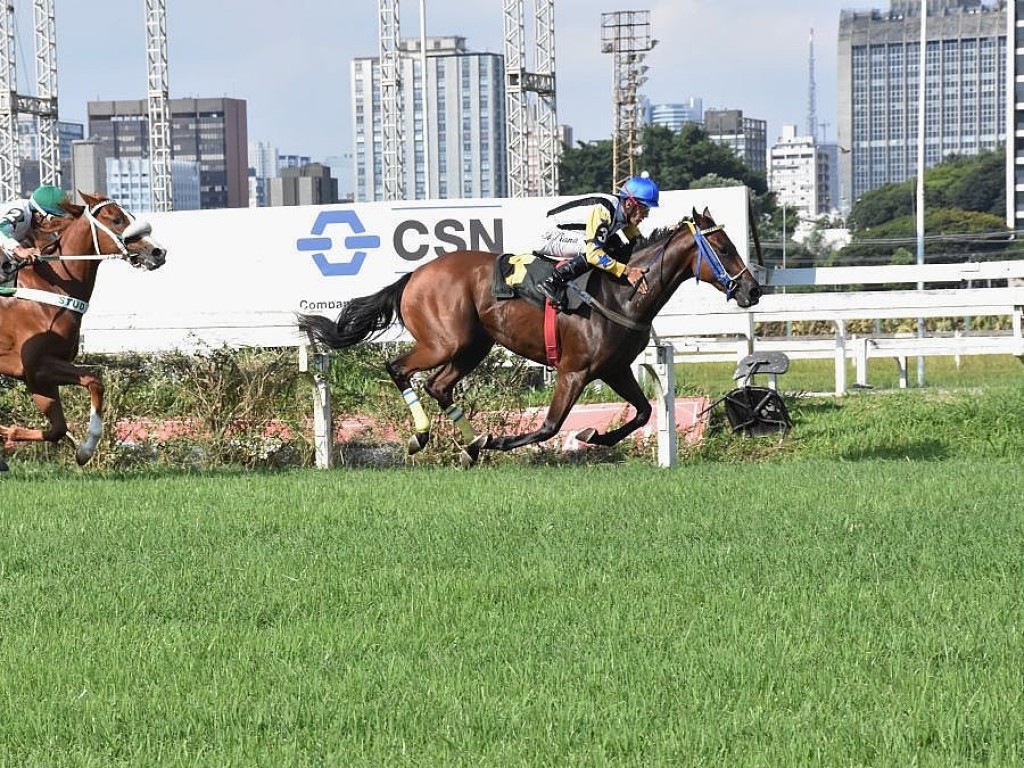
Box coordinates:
[42,199,154,266]
[642,219,750,302]
[683,220,750,301]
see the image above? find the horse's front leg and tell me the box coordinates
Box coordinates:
[485,370,588,452]
[575,368,652,447]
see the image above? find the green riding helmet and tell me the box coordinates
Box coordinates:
[30,185,70,217]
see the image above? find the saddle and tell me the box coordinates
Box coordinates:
[492,253,592,314]
[708,351,792,437]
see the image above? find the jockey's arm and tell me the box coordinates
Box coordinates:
[0,219,22,256]
[583,205,627,277]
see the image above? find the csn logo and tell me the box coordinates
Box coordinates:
[296,210,380,277]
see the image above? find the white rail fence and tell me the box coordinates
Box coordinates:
[650,260,1024,396]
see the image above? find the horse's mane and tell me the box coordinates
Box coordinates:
[633,219,691,251]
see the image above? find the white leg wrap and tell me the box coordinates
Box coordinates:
[77,408,103,462]
[402,387,431,432]
[445,404,477,443]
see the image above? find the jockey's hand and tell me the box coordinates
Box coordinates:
[626,266,648,297]
[13,245,40,264]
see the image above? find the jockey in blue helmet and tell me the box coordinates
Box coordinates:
[537,172,659,312]
[0,185,71,281]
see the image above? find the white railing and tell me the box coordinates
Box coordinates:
[650,260,1024,396]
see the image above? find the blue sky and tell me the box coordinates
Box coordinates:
[27,0,862,161]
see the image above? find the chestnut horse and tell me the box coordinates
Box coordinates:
[0,192,167,466]
[299,207,761,464]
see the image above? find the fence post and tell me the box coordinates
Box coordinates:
[834,319,847,396]
[640,341,677,468]
[299,344,333,469]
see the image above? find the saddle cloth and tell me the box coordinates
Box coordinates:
[491,253,592,314]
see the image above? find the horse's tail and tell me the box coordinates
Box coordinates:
[298,273,412,350]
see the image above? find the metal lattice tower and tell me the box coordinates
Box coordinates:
[378,0,405,201]
[503,0,558,197]
[146,0,172,211]
[601,10,652,192]
[0,0,59,198]
[807,27,817,141]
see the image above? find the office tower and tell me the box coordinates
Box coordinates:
[1007,1,1022,229]
[703,109,768,178]
[87,97,249,209]
[352,35,507,201]
[646,98,704,132]
[838,0,1006,206]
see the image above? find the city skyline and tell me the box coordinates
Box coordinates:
[19,0,860,163]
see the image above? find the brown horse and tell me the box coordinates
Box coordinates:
[299,206,761,464]
[0,192,167,467]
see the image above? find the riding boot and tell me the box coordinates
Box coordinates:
[539,255,586,312]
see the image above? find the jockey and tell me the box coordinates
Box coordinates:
[0,185,70,281]
[537,171,659,312]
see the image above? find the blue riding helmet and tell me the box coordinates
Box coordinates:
[30,185,70,217]
[618,172,660,208]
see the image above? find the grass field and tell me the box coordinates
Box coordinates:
[0,369,1022,766]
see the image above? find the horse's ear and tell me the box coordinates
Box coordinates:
[702,206,714,224]
[691,206,700,222]
[78,190,102,207]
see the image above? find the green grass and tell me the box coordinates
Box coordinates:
[1,369,1023,765]
[1,458,1023,766]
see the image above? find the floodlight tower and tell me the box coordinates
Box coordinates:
[601,10,653,192]
[378,0,405,200]
[0,0,60,198]
[503,0,558,197]
[146,0,172,211]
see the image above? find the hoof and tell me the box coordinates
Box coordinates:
[407,432,430,455]
[575,427,598,444]
[458,434,488,468]
[0,458,8,472]
[75,450,94,467]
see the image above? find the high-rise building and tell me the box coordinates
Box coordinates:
[352,35,507,201]
[1007,1,1022,230]
[646,98,704,132]
[703,109,768,179]
[838,0,1006,207]
[770,125,834,219]
[86,97,249,209]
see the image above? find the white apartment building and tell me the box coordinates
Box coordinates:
[769,125,833,219]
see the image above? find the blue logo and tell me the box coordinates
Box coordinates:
[296,210,381,276]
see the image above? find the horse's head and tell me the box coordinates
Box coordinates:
[75,192,168,271]
[687,207,761,308]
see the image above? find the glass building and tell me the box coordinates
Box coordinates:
[837,0,1006,207]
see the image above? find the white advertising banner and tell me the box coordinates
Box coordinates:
[81,186,752,353]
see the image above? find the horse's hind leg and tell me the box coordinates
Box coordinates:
[422,338,494,464]
[575,368,652,447]
[384,342,460,455]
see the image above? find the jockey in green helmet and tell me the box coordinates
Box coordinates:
[0,185,71,281]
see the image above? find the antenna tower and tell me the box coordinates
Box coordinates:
[0,0,59,198]
[601,10,653,192]
[807,27,817,141]
[503,0,558,197]
[146,0,172,211]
